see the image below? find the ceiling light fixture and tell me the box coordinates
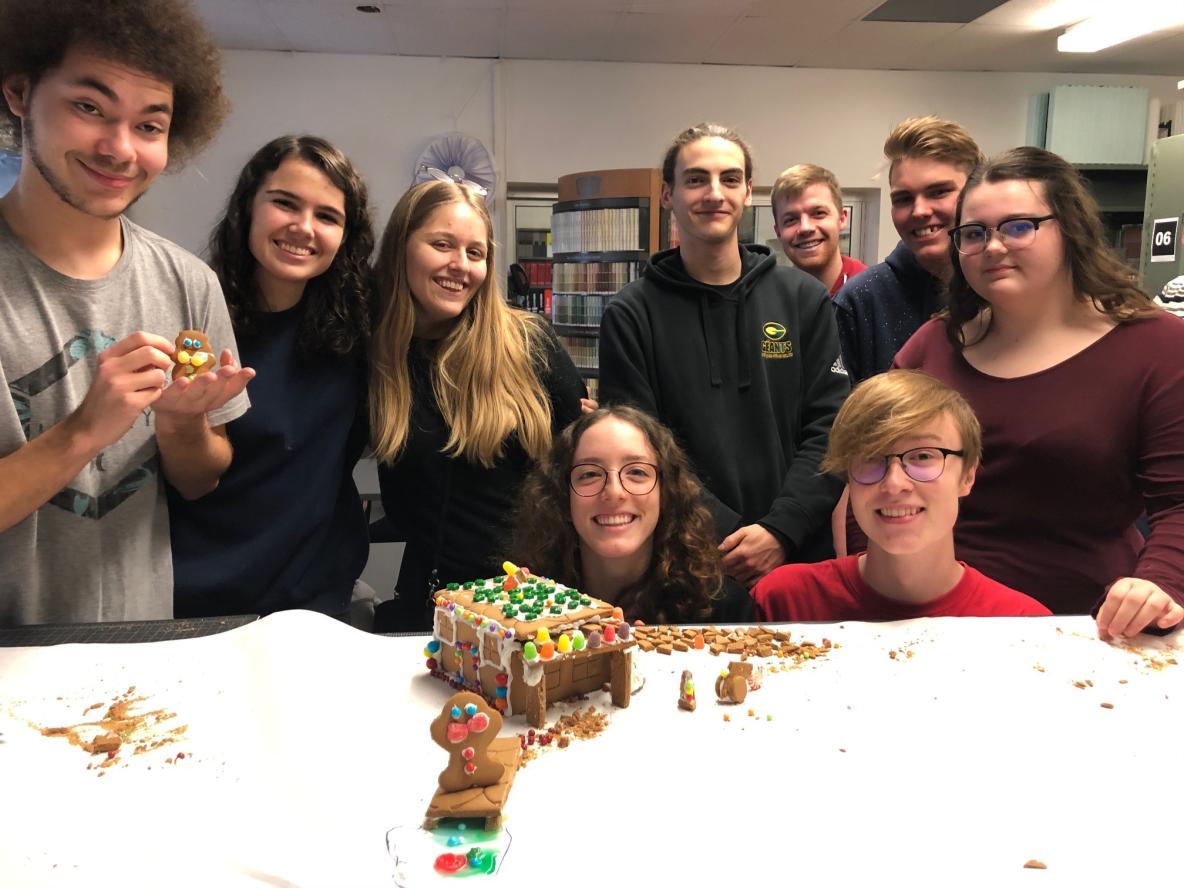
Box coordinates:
[1057,4,1184,53]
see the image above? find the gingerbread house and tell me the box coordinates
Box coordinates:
[424,564,635,728]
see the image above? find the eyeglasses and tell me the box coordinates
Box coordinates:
[569,462,660,497]
[849,447,965,485]
[949,215,1056,255]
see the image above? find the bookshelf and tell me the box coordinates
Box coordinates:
[512,202,554,315]
[551,169,663,399]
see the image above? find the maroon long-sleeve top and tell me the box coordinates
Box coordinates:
[893,312,1184,614]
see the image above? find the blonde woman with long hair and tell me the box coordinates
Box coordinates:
[370,180,585,631]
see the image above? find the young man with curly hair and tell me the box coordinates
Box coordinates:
[0,0,254,626]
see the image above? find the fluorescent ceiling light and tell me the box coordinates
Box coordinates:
[1058,3,1184,52]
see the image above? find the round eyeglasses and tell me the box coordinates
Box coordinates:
[569,462,660,497]
[949,215,1056,255]
[849,447,965,485]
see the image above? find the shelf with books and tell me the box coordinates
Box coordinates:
[550,169,662,394]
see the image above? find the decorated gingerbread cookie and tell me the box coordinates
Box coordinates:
[430,692,504,794]
[172,330,216,379]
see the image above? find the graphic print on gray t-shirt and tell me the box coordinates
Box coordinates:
[0,216,250,626]
[9,328,158,519]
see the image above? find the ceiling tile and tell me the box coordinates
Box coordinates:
[793,20,960,68]
[704,11,856,65]
[260,0,399,54]
[503,9,621,59]
[605,12,738,63]
[393,6,504,57]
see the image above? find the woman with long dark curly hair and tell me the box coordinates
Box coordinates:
[168,135,374,618]
[894,146,1184,637]
[513,406,752,624]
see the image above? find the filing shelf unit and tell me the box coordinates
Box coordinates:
[550,169,663,399]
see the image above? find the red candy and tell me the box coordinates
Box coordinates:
[434,853,467,875]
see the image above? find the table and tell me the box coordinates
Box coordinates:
[1,610,1179,887]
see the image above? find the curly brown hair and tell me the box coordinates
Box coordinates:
[945,146,1158,348]
[209,135,373,358]
[0,0,228,168]
[512,406,723,624]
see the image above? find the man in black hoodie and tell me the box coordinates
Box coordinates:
[599,123,849,587]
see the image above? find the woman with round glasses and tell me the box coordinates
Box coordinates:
[894,146,1184,637]
[755,371,1048,621]
[369,180,586,632]
[513,406,752,624]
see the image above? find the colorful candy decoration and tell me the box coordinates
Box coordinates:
[539,642,555,660]
[678,669,696,712]
[535,627,551,645]
[611,607,624,621]
[603,624,617,643]
[571,630,586,651]
[557,634,572,654]
[587,630,602,649]
[617,622,631,641]
[523,641,538,661]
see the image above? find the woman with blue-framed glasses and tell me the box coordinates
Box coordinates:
[894,146,1184,638]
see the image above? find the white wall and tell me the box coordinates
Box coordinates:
[134,51,1182,264]
[133,51,496,258]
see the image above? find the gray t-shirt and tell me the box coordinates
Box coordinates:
[0,216,250,626]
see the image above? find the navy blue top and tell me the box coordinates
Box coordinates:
[832,241,944,384]
[168,302,369,617]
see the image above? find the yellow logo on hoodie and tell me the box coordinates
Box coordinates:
[761,321,794,359]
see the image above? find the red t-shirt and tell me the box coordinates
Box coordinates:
[829,255,869,297]
[752,555,1051,622]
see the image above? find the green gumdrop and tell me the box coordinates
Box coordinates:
[523,641,538,660]
[572,631,586,651]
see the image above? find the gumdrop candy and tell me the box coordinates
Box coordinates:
[557,634,572,653]
[571,630,586,651]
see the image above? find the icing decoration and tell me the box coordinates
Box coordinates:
[435,853,467,875]
[462,747,475,760]
[464,703,478,717]
[469,712,490,733]
[450,705,462,719]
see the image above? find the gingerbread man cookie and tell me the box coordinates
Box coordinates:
[430,692,504,793]
[172,330,216,379]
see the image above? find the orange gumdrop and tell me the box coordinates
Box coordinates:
[693,635,705,650]
[611,607,624,621]
[504,575,519,592]
[539,642,556,660]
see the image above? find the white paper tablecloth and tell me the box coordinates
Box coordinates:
[1,610,1180,887]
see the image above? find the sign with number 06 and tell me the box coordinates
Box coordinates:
[1151,217,1179,263]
